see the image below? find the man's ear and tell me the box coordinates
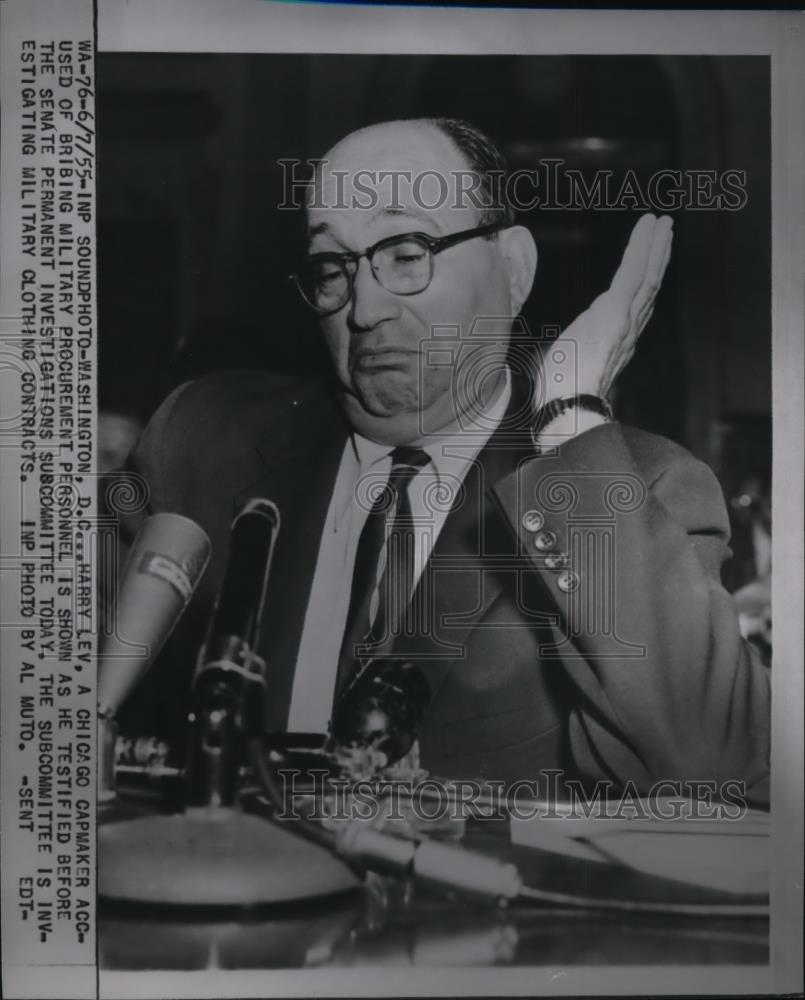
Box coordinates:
[499,225,537,315]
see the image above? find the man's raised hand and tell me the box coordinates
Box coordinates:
[546,213,674,402]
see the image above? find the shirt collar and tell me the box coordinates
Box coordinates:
[351,429,391,472]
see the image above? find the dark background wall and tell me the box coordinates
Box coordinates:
[96,54,770,541]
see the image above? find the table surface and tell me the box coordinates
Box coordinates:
[98,787,769,972]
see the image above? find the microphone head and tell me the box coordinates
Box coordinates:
[98,513,211,717]
[202,498,280,659]
[330,659,431,765]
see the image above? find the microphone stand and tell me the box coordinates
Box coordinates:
[185,635,266,810]
[98,500,359,908]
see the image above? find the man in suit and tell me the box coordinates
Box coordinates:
[116,118,770,803]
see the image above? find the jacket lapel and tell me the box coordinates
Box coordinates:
[392,370,539,697]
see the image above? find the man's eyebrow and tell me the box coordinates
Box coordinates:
[305,206,444,248]
[307,221,329,240]
[378,206,442,229]
[308,207,440,234]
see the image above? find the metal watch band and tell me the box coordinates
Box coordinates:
[531,394,613,443]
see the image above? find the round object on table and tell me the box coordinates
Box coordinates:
[99,809,360,906]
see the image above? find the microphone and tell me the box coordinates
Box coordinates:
[186,498,280,807]
[98,512,211,718]
[329,659,431,766]
[97,512,210,803]
[194,498,279,689]
[99,497,360,907]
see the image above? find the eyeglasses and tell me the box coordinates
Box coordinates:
[290,221,510,317]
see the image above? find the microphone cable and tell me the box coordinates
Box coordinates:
[245,738,768,917]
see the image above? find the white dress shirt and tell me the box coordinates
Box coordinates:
[287,370,512,733]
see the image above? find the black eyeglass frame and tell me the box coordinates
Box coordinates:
[289,220,511,317]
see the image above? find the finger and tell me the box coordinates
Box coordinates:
[633,217,672,310]
[656,229,672,290]
[629,280,658,334]
[633,301,655,338]
[609,214,658,305]
[628,219,673,324]
[645,215,673,289]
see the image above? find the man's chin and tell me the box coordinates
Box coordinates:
[349,370,419,418]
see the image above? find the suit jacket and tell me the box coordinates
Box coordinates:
[114,368,770,802]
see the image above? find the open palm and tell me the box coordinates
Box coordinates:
[553,213,674,400]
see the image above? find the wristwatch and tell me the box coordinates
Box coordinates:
[530,394,613,449]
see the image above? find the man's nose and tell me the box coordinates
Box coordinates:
[348,258,401,331]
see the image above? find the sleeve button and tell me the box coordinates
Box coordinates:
[522,509,545,532]
[534,529,557,552]
[544,551,568,571]
[557,570,580,593]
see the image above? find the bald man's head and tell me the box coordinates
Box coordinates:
[309,118,514,230]
[298,118,537,445]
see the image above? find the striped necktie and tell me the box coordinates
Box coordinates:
[335,446,431,695]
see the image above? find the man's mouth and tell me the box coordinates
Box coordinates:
[352,348,415,371]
